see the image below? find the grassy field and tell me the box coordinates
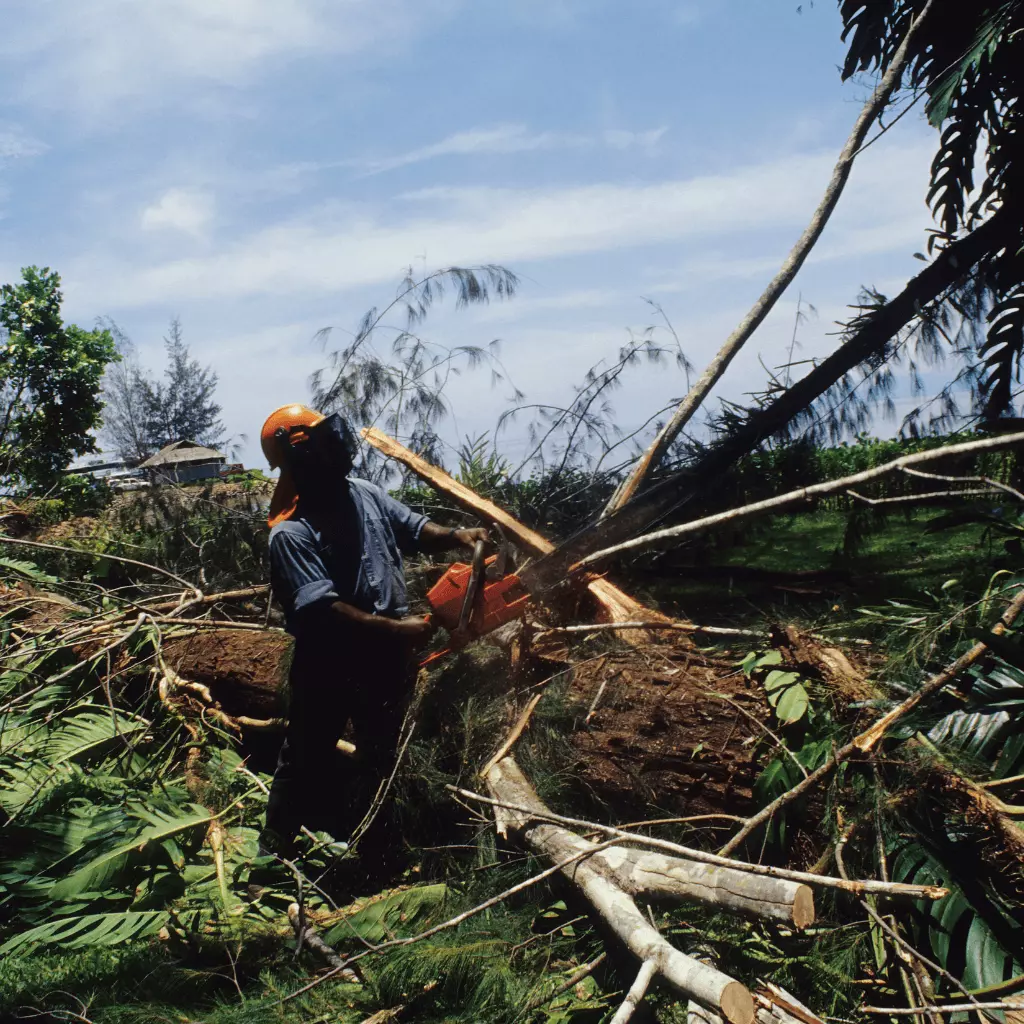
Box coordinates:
[635,505,1014,631]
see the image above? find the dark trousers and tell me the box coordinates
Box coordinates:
[264,639,413,849]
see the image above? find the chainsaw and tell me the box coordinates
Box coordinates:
[421,525,532,667]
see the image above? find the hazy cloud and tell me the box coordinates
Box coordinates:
[141,188,215,237]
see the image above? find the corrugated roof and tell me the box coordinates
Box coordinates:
[140,440,226,468]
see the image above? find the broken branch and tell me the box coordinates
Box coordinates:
[718,585,1024,855]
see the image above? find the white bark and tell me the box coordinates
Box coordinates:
[486,758,756,1024]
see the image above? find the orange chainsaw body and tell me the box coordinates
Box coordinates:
[426,555,530,646]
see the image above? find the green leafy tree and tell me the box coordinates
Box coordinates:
[0,267,116,491]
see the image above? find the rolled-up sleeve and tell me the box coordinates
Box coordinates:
[377,490,429,554]
[269,524,339,618]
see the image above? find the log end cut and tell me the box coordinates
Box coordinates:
[721,981,756,1024]
[792,884,815,930]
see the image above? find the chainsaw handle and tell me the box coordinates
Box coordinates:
[457,539,487,633]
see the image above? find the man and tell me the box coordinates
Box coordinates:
[258,404,487,856]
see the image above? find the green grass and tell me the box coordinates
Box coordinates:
[639,507,1009,630]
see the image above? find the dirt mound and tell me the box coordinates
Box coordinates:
[565,643,765,821]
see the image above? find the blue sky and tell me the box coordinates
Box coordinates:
[0,0,942,470]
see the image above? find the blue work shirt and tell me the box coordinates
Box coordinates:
[269,477,429,630]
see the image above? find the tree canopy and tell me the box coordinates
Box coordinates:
[101,318,225,462]
[0,267,116,491]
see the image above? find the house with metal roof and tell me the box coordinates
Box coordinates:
[139,440,226,484]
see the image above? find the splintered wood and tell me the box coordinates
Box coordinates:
[361,427,678,643]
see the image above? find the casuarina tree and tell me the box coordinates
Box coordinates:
[0,266,117,492]
[101,318,225,460]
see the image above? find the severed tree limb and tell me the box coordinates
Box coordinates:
[601,0,936,517]
[456,773,945,900]
[287,903,361,983]
[719,585,1024,856]
[862,1003,1024,1016]
[576,431,1024,570]
[609,958,658,1024]
[360,426,676,641]
[485,758,755,1024]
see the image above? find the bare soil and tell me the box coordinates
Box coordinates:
[563,641,765,821]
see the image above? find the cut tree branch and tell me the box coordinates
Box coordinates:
[361,426,676,641]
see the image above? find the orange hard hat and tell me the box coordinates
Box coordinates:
[260,403,324,469]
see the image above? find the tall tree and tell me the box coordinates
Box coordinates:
[0,267,116,491]
[99,318,225,459]
[98,320,151,464]
[141,319,225,452]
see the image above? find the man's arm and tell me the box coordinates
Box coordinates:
[301,598,434,641]
[418,521,490,555]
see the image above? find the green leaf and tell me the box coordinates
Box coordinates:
[764,670,801,693]
[756,651,783,668]
[0,910,168,953]
[48,803,209,901]
[774,683,810,724]
[325,884,447,945]
[0,557,59,585]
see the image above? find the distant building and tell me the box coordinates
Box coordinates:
[139,440,227,484]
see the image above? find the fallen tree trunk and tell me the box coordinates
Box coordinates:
[486,756,778,1024]
[524,206,1016,588]
[361,427,676,640]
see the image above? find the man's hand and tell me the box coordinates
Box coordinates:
[452,527,490,551]
[391,615,436,644]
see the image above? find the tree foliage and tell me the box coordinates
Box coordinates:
[100,318,225,462]
[0,267,116,491]
[840,0,1024,423]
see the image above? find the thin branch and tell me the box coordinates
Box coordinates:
[601,0,937,516]
[718,585,1024,855]
[609,958,658,1024]
[0,535,200,593]
[521,952,608,1014]
[280,838,623,1004]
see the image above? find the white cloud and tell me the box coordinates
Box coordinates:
[71,137,934,310]
[0,127,47,162]
[2,0,453,115]
[351,123,669,175]
[603,127,668,150]
[141,188,215,237]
